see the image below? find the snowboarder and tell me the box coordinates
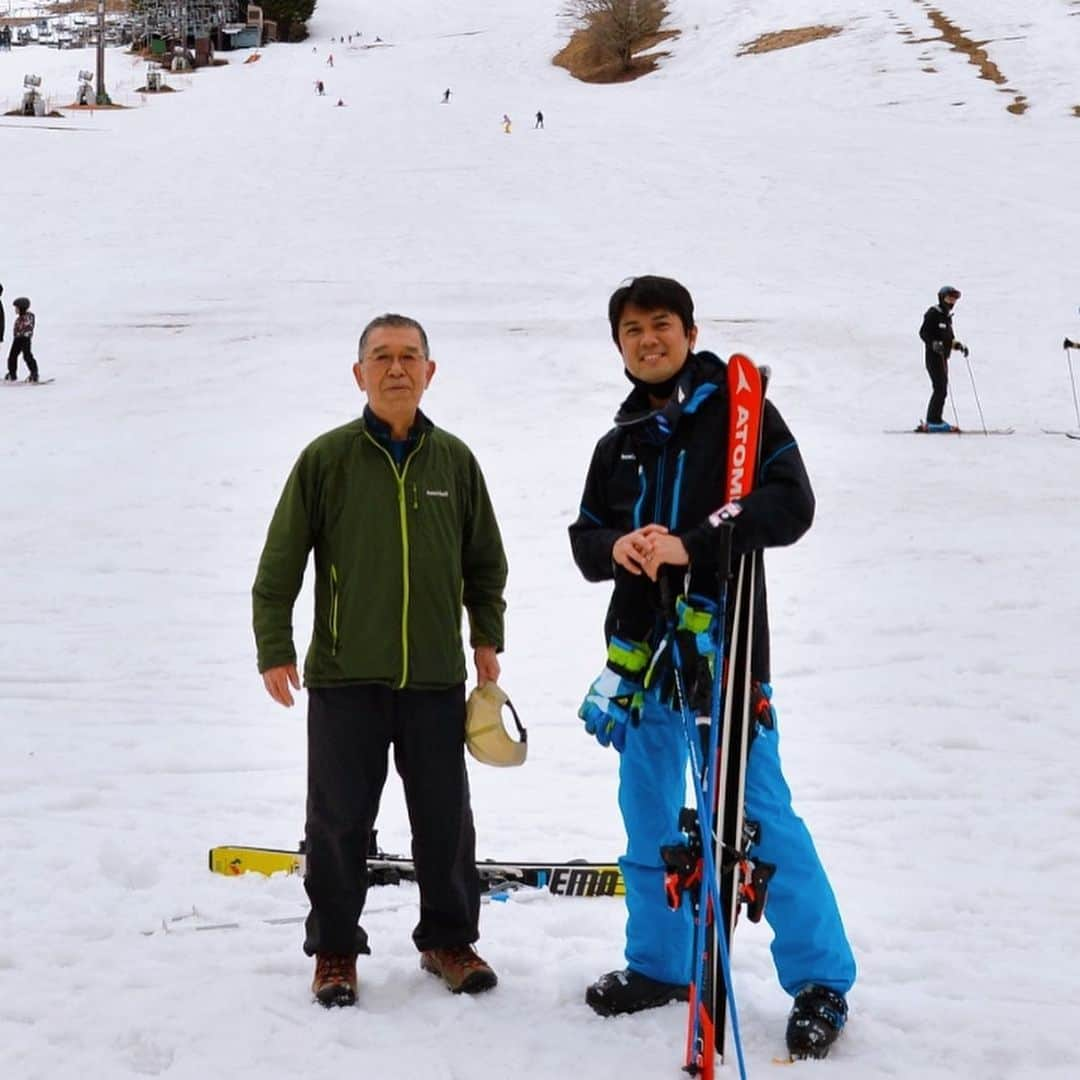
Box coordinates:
[534,110,544,129]
[919,285,968,432]
[568,275,855,1059]
[5,296,39,383]
[252,313,508,1010]
[442,87,451,104]
[502,114,511,134]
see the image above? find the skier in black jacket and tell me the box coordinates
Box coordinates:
[0,283,5,345]
[919,285,968,432]
[568,276,855,1059]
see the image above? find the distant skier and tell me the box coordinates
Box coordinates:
[0,282,5,345]
[534,110,544,129]
[5,297,39,383]
[315,79,324,95]
[442,87,451,104]
[326,53,334,67]
[918,285,968,432]
[502,113,512,134]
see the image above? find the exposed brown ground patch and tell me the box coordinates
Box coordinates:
[912,4,1028,115]
[737,25,842,56]
[554,26,679,84]
[3,109,66,117]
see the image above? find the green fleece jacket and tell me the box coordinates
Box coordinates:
[252,412,507,689]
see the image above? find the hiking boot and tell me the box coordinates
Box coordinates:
[785,984,848,1060]
[420,944,497,994]
[585,968,689,1017]
[311,953,357,1008]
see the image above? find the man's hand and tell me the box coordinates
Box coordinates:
[262,664,300,707]
[641,532,690,581]
[474,645,500,686]
[613,524,670,575]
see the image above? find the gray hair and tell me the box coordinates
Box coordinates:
[357,313,430,360]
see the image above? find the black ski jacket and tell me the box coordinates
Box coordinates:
[568,351,815,681]
[919,303,955,360]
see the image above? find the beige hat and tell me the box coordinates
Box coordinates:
[465,683,527,767]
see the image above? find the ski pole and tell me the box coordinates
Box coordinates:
[947,388,961,432]
[1066,342,1080,432]
[964,351,988,435]
[669,633,748,1080]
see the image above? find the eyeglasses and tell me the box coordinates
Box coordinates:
[363,353,426,367]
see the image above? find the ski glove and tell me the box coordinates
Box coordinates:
[674,595,720,680]
[953,341,969,358]
[668,595,722,714]
[579,637,651,752]
[1065,338,1077,350]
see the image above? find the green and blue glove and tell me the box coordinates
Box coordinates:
[579,637,651,752]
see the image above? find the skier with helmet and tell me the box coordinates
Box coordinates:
[5,296,39,383]
[918,286,967,432]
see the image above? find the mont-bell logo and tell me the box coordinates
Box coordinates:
[426,490,450,498]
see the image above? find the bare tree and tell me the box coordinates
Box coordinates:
[563,0,666,71]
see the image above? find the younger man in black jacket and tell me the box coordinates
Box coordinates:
[569,276,855,1060]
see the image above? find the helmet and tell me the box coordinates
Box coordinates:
[465,682,527,767]
[938,285,961,304]
[13,296,30,311]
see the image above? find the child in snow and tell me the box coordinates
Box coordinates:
[5,296,39,383]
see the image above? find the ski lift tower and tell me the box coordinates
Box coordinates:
[95,0,112,104]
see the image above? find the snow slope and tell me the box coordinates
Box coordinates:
[2,1,1079,1077]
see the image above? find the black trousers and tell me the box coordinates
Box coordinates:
[303,682,480,957]
[7,336,37,379]
[925,353,948,423]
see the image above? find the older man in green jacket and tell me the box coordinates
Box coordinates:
[253,313,508,1007]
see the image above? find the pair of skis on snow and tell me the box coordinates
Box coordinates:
[209,835,624,899]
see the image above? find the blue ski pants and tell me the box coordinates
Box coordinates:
[617,690,856,996]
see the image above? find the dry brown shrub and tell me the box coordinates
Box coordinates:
[555,1,677,84]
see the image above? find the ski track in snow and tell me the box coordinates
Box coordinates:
[2,0,1079,1077]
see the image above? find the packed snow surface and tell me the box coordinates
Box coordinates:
[2,1,1079,1077]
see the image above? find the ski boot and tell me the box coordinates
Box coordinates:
[785,983,848,1059]
[585,968,689,1016]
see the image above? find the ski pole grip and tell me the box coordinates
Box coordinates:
[658,572,677,621]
